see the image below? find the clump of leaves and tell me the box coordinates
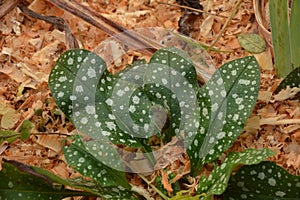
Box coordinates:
[1,47,300,199]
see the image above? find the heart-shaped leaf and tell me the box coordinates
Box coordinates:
[224,161,300,199]
[189,56,260,175]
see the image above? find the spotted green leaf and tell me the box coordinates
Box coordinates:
[64,143,139,200]
[189,56,260,175]
[48,49,141,148]
[49,47,200,174]
[64,135,130,189]
[48,49,146,173]
[0,161,94,199]
[224,161,300,199]
[197,148,274,199]
[238,33,266,53]
[275,66,300,93]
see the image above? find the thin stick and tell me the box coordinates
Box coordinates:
[157,1,239,20]
[207,0,243,52]
[49,0,162,54]
[138,173,170,200]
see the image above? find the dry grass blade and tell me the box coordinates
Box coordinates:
[49,0,162,55]
[253,0,272,45]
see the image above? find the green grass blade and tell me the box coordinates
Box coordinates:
[269,0,292,78]
[290,0,300,69]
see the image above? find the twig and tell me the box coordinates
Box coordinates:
[138,173,170,200]
[49,0,163,54]
[207,0,243,52]
[17,0,79,49]
[157,1,239,20]
[0,0,18,18]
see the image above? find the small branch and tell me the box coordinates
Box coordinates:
[49,0,162,54]
[138,173,170,200]
[207,0,243,52]
[157,1,239,20]
[0,0,18,18]
[17,0,79,49]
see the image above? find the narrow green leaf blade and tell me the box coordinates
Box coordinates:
[189,56,260,175]
[269,1,292,78]
[291,0,300,69]
[224,161,300,199]
[197,148,275,198]
[0,129,20,143]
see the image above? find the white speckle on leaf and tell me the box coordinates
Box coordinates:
[57,92,64,98]
[212,103,219,112]
[76,85,83,92]
[67,57,74,65]
[233,114,239,121]
[268,178,276,186]
[239,79,250,85]
[275,191,286,197]
[102,131,111,136]
[106,121,116,131]
[217,78,223,85]
[221,90,226,97]
[258,172,265,180]
[58,76,67,82]
[217,132,226,139]
[235,97,243,104]
[129,105,136,113]
[85,105,95,114]
[132,96,140,104]
[117,90,124,96]
[87,67,96,78]
[80,117,88,124]
[105,98,113,106]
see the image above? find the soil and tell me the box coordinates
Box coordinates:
[0,0,299,199]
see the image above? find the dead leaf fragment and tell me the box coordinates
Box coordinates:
[36,135,62,154]
[161,170,173,195]
[0,101,19,129]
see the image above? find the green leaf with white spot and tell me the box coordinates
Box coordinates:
[48,49,141,148]
[189,56,260,175]
[147,47,200,142]
[224,161,300,199]
[0,161,94,199]
[275,66,300,93]
[197,148,275,199]
[64,135,130,189]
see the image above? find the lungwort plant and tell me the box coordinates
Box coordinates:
[1,47,300,199]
